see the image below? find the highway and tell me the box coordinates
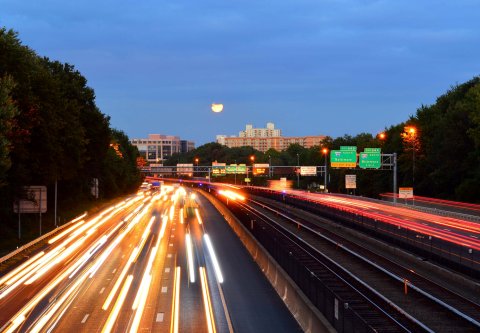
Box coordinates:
[279,189,480,250]
[0,186,300,332]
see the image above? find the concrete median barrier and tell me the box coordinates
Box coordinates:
[201,191,335,333]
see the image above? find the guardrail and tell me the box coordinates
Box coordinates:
[0,212,87,266]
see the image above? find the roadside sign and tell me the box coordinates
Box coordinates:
[177,163,193,176]
[330,150,357,168]
[237,164,247,174]
[300,166,317,176]
[212,162,226,176]
[253,163,269,176]
[227,164,247,174]
[14,186,47,213]
[226,164,237,174]
[345,175,357,189]
[244,178,251,183]
[359,152,381,169]
[364,148,381,153]
[399,187,413,199]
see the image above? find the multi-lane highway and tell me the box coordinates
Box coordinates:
[0,185,301,332]
[277,189,480,250]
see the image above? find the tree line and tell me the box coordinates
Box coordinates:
[0,28,142,244]
[167,77,480,203]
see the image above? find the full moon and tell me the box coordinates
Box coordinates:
[211,103,224,113]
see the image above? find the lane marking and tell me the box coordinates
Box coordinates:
[165,268,171,273]
[161,286,168,293]
[171,235,174,238]
[81,314,90,324]
[156,312,164,322]
[99,287,105,294]
[167,254,172,258]
[169,243,173,247]
[112,269,117,274]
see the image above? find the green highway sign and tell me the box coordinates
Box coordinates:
[237,164,247,174]
[226,164,237,174]
[359,152,381,169]
[340,146,357,152]
[364,148,381,153]
[226,164,246,174]
[212,162,226,176]
[330,150,357,168]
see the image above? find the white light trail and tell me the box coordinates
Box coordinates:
[204,235,224,283]
[186,234,195,283]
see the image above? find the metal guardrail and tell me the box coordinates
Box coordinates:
[0,212,86,266]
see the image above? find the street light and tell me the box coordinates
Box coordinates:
[403,126,417,188]
[269,155,272,178]
[378,132,386,140]
[248,155,255,185]
[194,157,199,176]
[322,148,328,192]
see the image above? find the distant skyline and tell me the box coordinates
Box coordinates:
[1,1,480,145]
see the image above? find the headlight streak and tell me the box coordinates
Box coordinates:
[0,247,64,297]
[129,275,152,333]
[102,201,156,310]
[0,251,44,286]
[28,265,90,333]
[102,247,138,310]
[48,220,85,244]
[186,234,195,283]
[169,205,175,221]
[68,235,108,279]
[170,266,181,333]
[159,215,168,239]
[129,229,162,332]
[218,190,245,201]
[1,197,148,332]
[200,267,216,333]
[102,275,134,333]
[195,208,203,225]
[204,235,224,283]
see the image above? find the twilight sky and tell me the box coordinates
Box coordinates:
[1,0,479,145]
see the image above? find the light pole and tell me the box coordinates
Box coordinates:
[322,148,328,192]
[249,155,255,185]
[269,155,272,178]
[194,157,199,176]
[234,159,237,185]
[296,153,300,188]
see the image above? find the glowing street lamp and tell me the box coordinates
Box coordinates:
[378,132,386,140]
[402,126,419,194]
[322,148,329,192]
[211,103,224,113]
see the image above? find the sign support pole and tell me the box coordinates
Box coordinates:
[39,189,42,236]
[393,153,397,204]
[18,210,21,240]
[54,179,58,227]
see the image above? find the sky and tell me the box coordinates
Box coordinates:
[1,0,480,145]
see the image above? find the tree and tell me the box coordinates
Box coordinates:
[0,75,17,186]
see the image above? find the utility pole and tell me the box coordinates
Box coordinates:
[296,153,300,188]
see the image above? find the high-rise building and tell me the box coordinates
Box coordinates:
[239,122,281,138]
[217,123,325,152]
[131,134,195,163]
